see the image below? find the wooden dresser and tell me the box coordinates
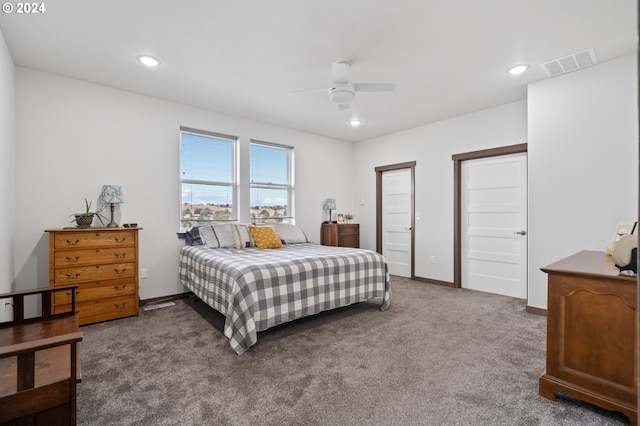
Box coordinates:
[46,228,141,326]
[320,223,359,248]
[539,250,637,425]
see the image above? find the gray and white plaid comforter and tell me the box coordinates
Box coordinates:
[178,243,391,355]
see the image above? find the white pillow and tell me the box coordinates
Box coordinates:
[272,223,309,244]
[231,224,255,249]
[212,224,236,248]
[198,225,219,248]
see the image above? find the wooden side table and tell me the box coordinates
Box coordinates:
[539,250,637,425]
[320,223,359,248]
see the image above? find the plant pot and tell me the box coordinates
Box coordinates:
[74,214,94,228]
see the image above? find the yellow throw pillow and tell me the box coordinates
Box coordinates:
[248,226,283,249]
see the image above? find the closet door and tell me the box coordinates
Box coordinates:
[461,152,527,298]
[382,168,412,277]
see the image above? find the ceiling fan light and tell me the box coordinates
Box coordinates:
[328,86,355,104]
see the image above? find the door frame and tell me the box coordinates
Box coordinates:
[452,143,527,288]
[375,161,416,278]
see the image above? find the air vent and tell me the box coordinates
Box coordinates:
[541,48,597,77]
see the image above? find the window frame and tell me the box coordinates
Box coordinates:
[179,126,239,229]
[249,139,295,224]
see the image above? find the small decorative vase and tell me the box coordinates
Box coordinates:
[75,214,94,228]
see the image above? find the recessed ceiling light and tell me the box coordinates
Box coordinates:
[507,64,529,75]
[137,55,161,67]
[350,119,361,127]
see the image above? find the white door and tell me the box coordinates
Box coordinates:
[382,169,412,277]
[461,153,527,298]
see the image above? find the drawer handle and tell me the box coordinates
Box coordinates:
[114,284,127,291]
[114,268,127,275]
[66,256,81,262]
[114,302,127,309]
[65,290,79,296]
[114,236,127,243]
[65,239,80,246]
[115,253,127,259]
[66,272,80,279]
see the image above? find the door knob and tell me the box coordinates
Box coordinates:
[514,230,527,235]
[404,226,412,230]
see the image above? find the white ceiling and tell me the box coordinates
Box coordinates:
[0,1,636,142]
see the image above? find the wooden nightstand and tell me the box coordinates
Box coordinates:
[539,251,637,424]
[45,227,141,325]
[320,223,359,248]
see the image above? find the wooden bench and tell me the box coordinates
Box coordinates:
[0,285,82,425]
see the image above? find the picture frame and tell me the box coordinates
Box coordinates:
[336,213,345,224]
[612,221,637,242]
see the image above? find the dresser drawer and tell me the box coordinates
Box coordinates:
[338,225,359,236]
[55,294,138,325]
[54,262,136,284]
[338,224,358,247]
[54,247,135,267]
[339,236,359,248]
[54,278,135,305]
[53,230,136,249]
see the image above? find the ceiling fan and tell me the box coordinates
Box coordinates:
[297,62,396,110]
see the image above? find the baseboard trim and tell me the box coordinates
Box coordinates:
[411,275,456,288]
[526,305,547,316]
[410,277,547,315]
[140,292,193,306]
[142,288,545,315]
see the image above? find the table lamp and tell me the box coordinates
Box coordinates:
[323,198,336,223]
[101,185,124,228]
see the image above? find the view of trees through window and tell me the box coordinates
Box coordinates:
[250,141,292,224]
[180,129,293,228]
[180,203,287,225]
[180,129,236,228]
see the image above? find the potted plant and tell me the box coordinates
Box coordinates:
[344,214,354,224]
[70,198,108,228]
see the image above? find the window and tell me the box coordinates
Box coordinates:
[250,141,294,223]
[180,127,237,228]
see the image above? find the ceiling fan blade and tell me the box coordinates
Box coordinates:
[338,103,349,111]
[332,62,350,84]
[289,86,328,94]
[353,83,396,92]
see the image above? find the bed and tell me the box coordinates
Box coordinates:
[178,223,391,355]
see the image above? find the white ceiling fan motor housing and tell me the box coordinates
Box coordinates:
[328,85,356,104]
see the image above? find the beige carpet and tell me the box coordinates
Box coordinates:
[77,277,630,425]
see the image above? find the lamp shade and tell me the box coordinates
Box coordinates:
[323,198,336,210]
[101,185,124,204]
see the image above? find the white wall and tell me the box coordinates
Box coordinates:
[354,54,637,312]
[527,54,638,309]
[353,100,528,282]
[0,28,14,320]
[14,68,355,299]
[11,54,639,309]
